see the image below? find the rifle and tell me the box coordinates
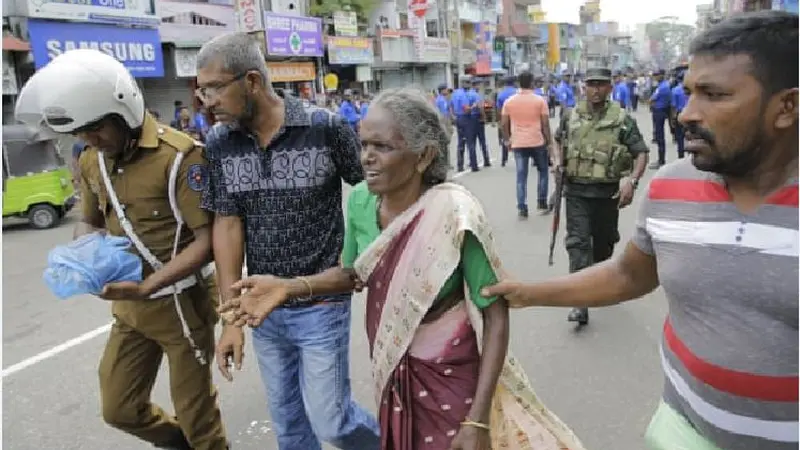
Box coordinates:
[548,117,569,266]
[548,165,565,266]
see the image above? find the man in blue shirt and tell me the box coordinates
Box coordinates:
[546,81,557,117]
[612,73,630,110]
[451,76,479,172]
[557,74,576,119]
[670,73,688,159]
[627,74,639,111]
[533,77,545,97]
[359,94,370,120]
[649,69,672,168]
[468,79,491,168]
[496,76,517,166]
[338,90,361,131]
[434,84,453,168]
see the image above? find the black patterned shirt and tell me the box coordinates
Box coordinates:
[201,92,364,306]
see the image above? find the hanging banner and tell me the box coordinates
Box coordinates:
[264,12,323,57]
[547,22,560,69]
[474,21,494,75]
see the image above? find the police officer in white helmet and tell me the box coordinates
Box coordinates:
[16,49,229,450]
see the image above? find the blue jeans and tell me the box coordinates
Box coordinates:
[252,302,380,450]
[514,146,549,211]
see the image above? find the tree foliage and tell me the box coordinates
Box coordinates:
[309,0,377,22]
[645,20,695,67]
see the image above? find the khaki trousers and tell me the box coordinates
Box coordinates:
[98,277,227,450]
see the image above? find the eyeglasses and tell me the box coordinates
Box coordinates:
[195,72,248,103]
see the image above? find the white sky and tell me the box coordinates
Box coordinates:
[540,0,709,28]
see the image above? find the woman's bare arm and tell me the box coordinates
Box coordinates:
[467,299,509,424]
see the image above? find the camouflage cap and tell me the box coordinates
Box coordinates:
[585,68,612,82]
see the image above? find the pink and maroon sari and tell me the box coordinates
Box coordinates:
[353,183,587,450]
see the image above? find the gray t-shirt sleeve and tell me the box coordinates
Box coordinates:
[632,186,655,255]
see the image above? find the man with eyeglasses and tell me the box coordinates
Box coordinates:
[15,49,228,450]
[195,33,379,450]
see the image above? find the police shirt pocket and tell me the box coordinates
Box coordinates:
[129,196,172,225]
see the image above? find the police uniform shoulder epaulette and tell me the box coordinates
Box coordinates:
[78,145,100,169]
[157,126,204,154]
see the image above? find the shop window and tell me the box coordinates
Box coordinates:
[426,20,439,37]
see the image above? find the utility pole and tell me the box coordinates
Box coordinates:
[453,0,464,86]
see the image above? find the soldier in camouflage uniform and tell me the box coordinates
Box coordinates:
[554,68,649,326]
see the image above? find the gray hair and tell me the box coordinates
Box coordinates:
[196,32,270,83]
[371,87,450,185]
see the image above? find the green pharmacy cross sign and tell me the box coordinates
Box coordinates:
[289,32,302,54]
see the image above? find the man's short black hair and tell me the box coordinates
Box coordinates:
[689,10,797,95]
[518,71,534,89]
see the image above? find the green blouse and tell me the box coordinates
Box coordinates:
[341,182,499,309]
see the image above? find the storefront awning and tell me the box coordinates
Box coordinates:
[3,35,30,52]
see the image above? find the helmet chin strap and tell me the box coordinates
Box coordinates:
[105,114,141,158]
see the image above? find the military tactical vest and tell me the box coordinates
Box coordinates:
[565,101,633,184]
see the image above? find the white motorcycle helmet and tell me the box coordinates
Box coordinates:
[15,49,145,133]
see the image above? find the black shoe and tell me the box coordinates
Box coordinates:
[567,308,589,326]
[649,162,664,170]
[484,162,491,168]
[518,209,529,219]
[537,200,549,214]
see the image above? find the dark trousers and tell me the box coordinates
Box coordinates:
[472,117,490,165]
[651,108,669,164]
[631,94,639,111]
[456,115,477,171]
[500,137,509,165]
[548,97,557,117]
[564,196,620,273]
[675,121,685,158]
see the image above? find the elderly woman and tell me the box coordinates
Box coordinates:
[220,88,585,450]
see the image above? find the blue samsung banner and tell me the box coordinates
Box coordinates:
[28,20,164,77]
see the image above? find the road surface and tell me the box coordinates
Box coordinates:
[3,107,679,449]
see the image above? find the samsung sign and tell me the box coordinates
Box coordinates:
[28,20,164,77]
[26,0,160,26]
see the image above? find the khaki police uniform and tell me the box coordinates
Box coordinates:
[77,113,227,450]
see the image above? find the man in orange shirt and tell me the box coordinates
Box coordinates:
[500,71,553,217]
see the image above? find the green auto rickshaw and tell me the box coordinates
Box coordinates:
[2,124,76,229]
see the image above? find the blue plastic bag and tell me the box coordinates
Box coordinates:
[43,232,143,299]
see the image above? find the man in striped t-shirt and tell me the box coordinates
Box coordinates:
[482,11,798,450]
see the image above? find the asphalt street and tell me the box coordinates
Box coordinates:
[2,107,681,449]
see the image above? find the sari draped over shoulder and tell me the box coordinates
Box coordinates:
[353,182,587,450]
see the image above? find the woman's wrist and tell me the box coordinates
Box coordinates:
[465,408,490,424]
[286,277,311,298]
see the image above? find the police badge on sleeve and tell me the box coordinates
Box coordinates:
[187,164,208,192]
